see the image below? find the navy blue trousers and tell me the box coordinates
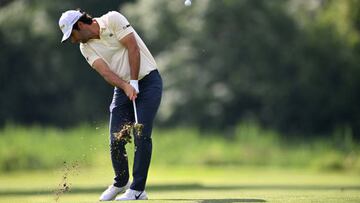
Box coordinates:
[109,70,162,191]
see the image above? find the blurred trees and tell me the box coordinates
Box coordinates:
[0,0,130,126]
[124,0,360,138]
[1,0,360,138]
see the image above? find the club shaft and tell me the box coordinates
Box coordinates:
[132,100,138,124]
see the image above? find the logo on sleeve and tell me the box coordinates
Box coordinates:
[122,24,131,30]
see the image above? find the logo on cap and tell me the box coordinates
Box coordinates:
[58,10,83,42]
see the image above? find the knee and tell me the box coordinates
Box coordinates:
[134,135,152,148]
[135,122,153,137]
[110,139,126,151]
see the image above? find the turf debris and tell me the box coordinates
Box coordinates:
[54,161,79,202]
[114,122,144,143]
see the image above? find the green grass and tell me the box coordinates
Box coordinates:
[0,124,360,202]
[0,123,359,172]
[0,124,101,171]
[0,165,359,203]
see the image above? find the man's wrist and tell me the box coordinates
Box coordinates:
[130,80,139,93]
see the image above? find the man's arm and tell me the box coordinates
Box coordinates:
[92,58,137,100]
[120,33,140,92]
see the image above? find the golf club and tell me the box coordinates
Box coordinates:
[132,99,144,137]
[132,99,138,124]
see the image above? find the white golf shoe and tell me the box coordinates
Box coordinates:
[99,181,130,201]
[115,189,148,201]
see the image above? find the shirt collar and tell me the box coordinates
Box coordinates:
[94,18,106,35]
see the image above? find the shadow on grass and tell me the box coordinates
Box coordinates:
[0,183,359,196]
[159,199,266,202]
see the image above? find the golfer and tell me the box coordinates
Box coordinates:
[58,9,162,201]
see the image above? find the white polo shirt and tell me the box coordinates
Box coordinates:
[79,11,157,82]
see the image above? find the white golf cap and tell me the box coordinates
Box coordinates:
[59,10,83,42]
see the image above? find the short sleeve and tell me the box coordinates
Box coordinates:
[107,11,135,40]
[79,44,101,67]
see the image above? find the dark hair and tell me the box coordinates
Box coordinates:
[72,9,93,30]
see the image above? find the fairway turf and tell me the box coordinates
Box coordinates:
[0,166,359,203]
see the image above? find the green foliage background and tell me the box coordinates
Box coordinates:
[1,124,359,172]
[1,0,360,138]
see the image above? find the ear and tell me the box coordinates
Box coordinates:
[77,21,85,29]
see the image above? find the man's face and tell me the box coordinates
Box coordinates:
[70,23,91,44]
[70,29,88,43]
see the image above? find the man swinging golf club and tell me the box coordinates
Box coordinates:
[58,9,162,201]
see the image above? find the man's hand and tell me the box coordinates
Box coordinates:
[124,83,137,101]
[130,80,139,93]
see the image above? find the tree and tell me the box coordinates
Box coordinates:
[0,0,130,126]
[124,0,360,138]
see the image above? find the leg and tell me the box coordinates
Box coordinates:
[131,70,163,191]
[109,88,133,187]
